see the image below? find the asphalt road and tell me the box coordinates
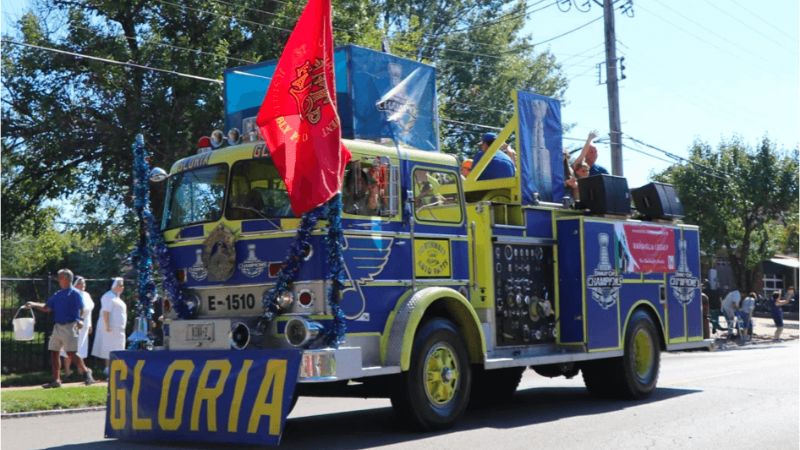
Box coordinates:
[2,341,798,450]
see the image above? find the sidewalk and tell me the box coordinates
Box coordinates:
[710,316,799,349]
[1,380,107,392]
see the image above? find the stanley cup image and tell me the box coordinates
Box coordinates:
[532,100,552,199]
[597,233,613,271]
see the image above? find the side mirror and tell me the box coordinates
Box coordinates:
[149,167,168,183]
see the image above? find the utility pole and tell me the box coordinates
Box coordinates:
[602,0,623,176]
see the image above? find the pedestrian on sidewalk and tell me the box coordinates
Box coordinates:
[91,277,127,376]
[739,292,756,342]
[721,287,741,339]
[60,276,94,378]
[770,289,793,341]
[25,269,95,388]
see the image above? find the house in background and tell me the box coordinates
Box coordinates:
[705,253,799,310]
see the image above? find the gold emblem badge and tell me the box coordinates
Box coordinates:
[202,224,237,282]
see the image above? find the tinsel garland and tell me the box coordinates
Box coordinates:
[260,194,348,347]
[131,135,157,323]
[260,210,320,323]
[131,135,193,330]
[323,194,347,347]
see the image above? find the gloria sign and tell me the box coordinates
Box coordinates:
[105,350,300,446]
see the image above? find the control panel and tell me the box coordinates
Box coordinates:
[493,243,556,346]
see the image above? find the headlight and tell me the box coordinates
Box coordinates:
[285,318,323,347]
[276,291,294,310]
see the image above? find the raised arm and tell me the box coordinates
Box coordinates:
[572,130,599,171]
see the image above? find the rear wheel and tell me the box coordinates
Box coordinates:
[582,309,660,399]
[391,318,472,431]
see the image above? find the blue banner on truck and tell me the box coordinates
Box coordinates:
[105,349,300,446]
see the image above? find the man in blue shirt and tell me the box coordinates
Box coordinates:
[472,133,516,180]
[27,269,95,388]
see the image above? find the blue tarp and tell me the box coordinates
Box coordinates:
[517,91,564,203]
[224,45,439,151]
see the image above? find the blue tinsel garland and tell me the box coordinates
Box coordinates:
[260,194,347,347]
[131,135,157,323]
[131,135,193,332]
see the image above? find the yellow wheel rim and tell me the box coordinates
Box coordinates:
[633,328,655,380]
[423,343,460,406]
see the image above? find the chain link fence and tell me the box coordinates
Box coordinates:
[1,276,136,374]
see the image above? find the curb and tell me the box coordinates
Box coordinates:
[1,405,106,419]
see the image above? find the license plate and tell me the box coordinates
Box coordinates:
[186,323,214,342]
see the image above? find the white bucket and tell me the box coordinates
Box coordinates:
[12,307,35,341]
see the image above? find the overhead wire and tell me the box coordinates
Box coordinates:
[727,0,795,42]
[650,0,776,64]
[69,23,258,65]
[3,39,223,84]
[700,0,794,51]
[636,2,771,65]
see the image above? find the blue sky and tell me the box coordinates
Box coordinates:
[3,0,798,190]
[525,0,799,187]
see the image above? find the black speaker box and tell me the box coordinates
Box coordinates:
[632,182,684,220]
[578,174,631,215]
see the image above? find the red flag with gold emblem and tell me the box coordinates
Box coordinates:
[256,0,350,216]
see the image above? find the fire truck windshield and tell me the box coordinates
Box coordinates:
[162,164,227,230]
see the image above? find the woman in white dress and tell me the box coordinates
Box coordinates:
[91,277,126,375]
[61,276,94,377]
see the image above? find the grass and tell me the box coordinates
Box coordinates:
[1,371,54,388]
[1,385,107,413]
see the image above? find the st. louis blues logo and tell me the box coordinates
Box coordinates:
[587,233,623,310]
[670,239,699,305]
[340,235,394,320]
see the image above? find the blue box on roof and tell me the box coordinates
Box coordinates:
[223,45,439,151]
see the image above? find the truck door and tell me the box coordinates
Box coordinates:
[410,166,469,290]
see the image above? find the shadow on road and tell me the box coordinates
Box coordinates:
[40,386,699,450]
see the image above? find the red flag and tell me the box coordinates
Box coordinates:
[256,0,350,216]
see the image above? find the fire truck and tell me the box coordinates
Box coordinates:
[106,46,708,446]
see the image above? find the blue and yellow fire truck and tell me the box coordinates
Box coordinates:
[106,46,708,446]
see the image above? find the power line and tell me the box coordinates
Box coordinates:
[154,0,292,33]
[441,118,502,131]
[70,23,257,65]
[650,0,776,64]
[728,0,795,42]
[700,0,794,51]
[3,39,223,84]
[637,2,772,65]
[533,15,603,47]
[623,134,728,180]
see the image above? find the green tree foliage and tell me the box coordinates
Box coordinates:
[2,0,565,237]
[655,137,799,292]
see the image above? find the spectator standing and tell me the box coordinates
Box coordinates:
[471,133,515,180]
[721,288,741,339]
[739,292,756,342]
[770,289,793,341]
[91,278,127,375]
[707,285,724,334]
[25,269,95,388]
[60,276,94,377]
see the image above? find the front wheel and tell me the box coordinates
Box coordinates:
[391,318,472,431]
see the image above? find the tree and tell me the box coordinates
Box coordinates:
[654,137,799,292]
[2,0,566,236]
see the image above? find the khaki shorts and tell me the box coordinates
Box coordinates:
[48,322,79,353]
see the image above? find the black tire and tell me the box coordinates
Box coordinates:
[619,309,660,399]
[470,366,524,407]
[582,309,660,400]
[391,318,472,431]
